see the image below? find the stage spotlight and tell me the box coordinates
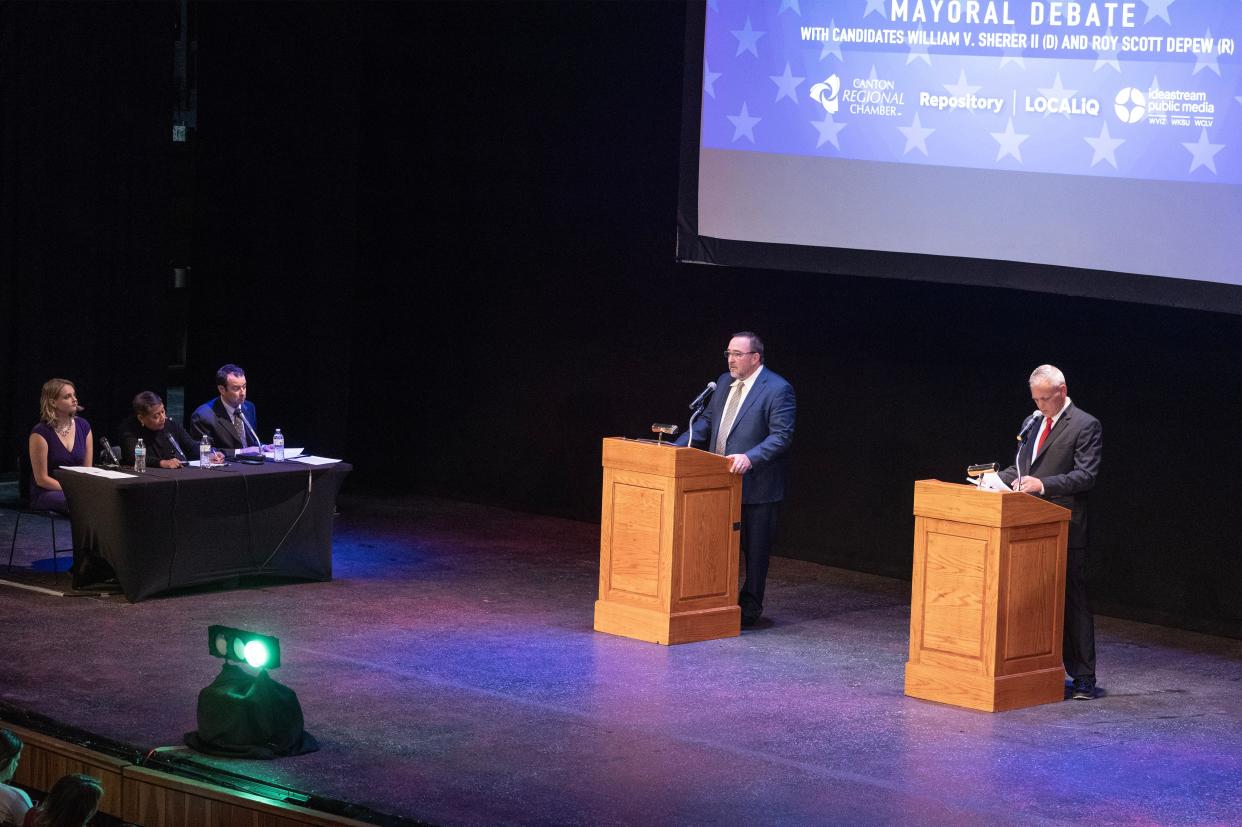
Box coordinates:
[208,625,281,669]
[186,625,316,759]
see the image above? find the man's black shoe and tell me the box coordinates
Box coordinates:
[740,611,761,628]
[1071,679,1096,700]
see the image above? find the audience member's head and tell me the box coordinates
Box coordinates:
[39,379,81,426]
[0,729,21,783]
[30,774,102,827]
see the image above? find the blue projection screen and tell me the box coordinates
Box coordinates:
[680,1,1242,313]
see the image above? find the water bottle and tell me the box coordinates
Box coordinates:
[273,428,285,462]
[134,438,146,473]
[200,434,212,468]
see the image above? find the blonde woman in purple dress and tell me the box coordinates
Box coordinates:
[28,378,93,513]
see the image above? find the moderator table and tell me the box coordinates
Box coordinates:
[58,460,351,601]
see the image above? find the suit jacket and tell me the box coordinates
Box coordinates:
[678,366,796,504]
[118,416,197,464]
[999,403,1101,548]
[190,398,258,451]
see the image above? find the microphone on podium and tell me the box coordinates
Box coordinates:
[1015,411,1041,443]
[688,381,717,411]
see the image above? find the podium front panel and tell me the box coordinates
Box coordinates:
[673,483,735,607]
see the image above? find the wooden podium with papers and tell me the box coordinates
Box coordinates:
[904,480,1071,712]
[593,438,741,645]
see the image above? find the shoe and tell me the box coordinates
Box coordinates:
[740,610,761,628]
[1070,679,1096,700]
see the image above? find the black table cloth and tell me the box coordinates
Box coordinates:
[59,460,351,601]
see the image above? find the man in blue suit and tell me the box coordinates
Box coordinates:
[680,332,796,627]
[190,363,261,454]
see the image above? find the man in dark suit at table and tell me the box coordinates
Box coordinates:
[999,364,1103,700]
[190,363,261,454]
[677,331,796,627]
[119,391,199,468]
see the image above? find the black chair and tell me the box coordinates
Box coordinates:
[6,447,73,574]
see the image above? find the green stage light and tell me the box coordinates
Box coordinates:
[207,625,281,670]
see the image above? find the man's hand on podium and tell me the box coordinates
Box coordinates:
[726,453,752,475]
[1012,476,1045,495]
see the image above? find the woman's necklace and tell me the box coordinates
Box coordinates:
[52,418,73,437]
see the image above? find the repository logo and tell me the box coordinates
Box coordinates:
[810,75,840,114]
[1114,88,1146,124]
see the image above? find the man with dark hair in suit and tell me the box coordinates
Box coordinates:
[190,363,261,454]
[678,331,796,627]
[999,364,1103,700]
[119,391,199,468]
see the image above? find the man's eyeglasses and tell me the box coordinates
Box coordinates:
[724,351,758,359]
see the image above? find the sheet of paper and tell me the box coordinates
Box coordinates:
[288,455,341,466]
[61,466,132,480]
[262,447,305,460]
[977,471,1010,492]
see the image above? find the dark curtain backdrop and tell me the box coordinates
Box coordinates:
[348,1,1242,637]
[183,2,359,460]
[2,2,1239,637]
[0,2,170,468]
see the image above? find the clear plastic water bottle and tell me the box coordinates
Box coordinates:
[200,434,212,468]
[273,428,285,462]
[134,438,146,473]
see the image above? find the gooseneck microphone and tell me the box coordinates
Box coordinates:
[1015,411,1041,491]
[1015,411,1041,443]
[239,409,262,449]
[99,437,119,467]
[168,433,187,461]
[688,381,717,411]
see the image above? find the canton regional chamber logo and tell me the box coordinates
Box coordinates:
[810,75,841,115]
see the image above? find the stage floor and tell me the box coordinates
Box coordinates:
[2,494,1241,826]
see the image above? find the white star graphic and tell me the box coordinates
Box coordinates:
[812,114,846,149]
[1141,0,1175,24]
[898,113,935,156]
[779,0,801,14]
[770,62,805,103]
[991,118,1029,162]
[944,69,980,98]
[1193,29,1220,76]
[1182,128,1224,174]
[703,61,721,99]
[1095,30,1120,72]
[728,102,761,143]
[1038,73,1079,118]
[999,31,1025,69]
[820,19,843,62]
[907,27,932,66]
[864,0,887,19]
[1084,123,1124,169]
[731,17,765,58]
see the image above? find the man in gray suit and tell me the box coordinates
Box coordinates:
[679,332,796,627]
[1000,364,1103,699]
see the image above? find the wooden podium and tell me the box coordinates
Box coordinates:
[593,438,742,645]
[905,480,1071,712]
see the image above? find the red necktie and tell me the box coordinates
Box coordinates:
[1035,417,1053,456]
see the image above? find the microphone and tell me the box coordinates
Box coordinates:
[238,409,263,449]
[688,381,717,411]
[1015,411,1042,443]
[168,433,187,461]
[99,437,120,467]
